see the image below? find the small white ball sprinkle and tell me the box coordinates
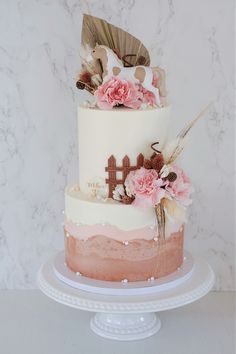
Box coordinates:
[153,237,158,242]
[66,232,70,238]
[123,241,129,246]
[148,276,155,282]
[121,279,128,283]
[76,272,81,276]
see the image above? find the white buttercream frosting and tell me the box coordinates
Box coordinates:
[78,105,170,198]
[65,185,156,231]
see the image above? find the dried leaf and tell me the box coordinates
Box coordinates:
[81,14,150,75]
[155,202,165,240]
[163,103,212,164]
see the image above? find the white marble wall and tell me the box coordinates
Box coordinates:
[0,0,234,289]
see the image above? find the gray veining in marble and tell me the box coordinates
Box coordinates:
[0,0,235,289]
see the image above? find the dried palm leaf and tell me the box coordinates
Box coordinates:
[163,103,212,164]
[81,14,150,76]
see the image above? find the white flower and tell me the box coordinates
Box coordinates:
[160,164,171,178]
[113,185,125,201]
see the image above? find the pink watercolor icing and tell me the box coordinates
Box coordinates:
[64,219,157,242]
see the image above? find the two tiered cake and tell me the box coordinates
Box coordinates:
[64,15,194,282]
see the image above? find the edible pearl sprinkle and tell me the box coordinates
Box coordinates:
[121,279,128,283]
[123,241,129,246]
[153,237,158,242]
[76,272,81,276]
[66,232,70,238]
[148,276,155,281]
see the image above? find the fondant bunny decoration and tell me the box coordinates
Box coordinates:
[92,44,165,106]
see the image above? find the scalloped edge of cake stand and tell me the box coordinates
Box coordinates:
[37,253,214,341]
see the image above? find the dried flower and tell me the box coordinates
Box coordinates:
[80,71,92,83]
[151,153,164,172]
[113,185,125,201]
[121,195,134,204]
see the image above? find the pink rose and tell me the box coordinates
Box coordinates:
[165,165,193,206]
[94,77,142,110]
[125,167,166,208]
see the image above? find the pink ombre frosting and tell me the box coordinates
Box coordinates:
[65,230,184,282]
[65,219,157,242]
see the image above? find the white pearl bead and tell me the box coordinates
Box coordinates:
[148,276,155,281]
[121,279,128,283]
[123,241,129,246]
[153,237,158,242]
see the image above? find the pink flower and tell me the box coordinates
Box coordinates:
[137,83,161,107]
[94,77,142,110]
[140,86,157,106]
[165,165,193,206]
[125,167,166,208]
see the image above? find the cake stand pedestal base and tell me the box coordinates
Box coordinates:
[90,312,161,340]
[37,253,214,341]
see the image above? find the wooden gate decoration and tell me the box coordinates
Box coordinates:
[105,154,144,198]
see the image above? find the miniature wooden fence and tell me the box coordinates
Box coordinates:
[105,154,144,198]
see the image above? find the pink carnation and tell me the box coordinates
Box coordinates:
[125,167,166,208]
[94,77,142,110]
[165,165,192,206]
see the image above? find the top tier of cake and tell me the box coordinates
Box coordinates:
[78,106,170,199]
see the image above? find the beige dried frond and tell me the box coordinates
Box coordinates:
[163,104,212,165]
[155,202,166,240]
[82,14,150,75]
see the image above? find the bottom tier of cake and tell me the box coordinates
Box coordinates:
[64,229,184,282]
[64,185,184,282]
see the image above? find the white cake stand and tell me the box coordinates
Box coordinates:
[37,252,214,341]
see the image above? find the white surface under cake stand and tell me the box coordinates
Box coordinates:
[37,253,214,341]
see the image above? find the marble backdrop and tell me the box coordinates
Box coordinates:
[0,0,234,290]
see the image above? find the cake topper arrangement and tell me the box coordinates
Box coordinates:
[77,14,166,109]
